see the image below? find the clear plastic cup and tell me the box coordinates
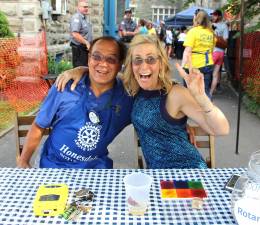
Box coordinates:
[232,150,260,225]
[248,150,260,183]
[123,172,153,216]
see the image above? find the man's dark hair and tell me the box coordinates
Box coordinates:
[181,26,186,32]
[139,19,146,26]
[89,36,127,63]
[211,9,222,17]
[124,8,132,14]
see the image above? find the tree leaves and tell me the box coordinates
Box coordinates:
[0,11,14,38]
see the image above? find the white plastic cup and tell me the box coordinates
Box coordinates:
[123,172,153,216]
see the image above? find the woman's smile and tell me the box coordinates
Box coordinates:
[139,73,152,79]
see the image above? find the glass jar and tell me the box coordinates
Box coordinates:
[231,150,260,225]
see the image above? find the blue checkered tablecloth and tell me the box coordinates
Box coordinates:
[0,168,245,225]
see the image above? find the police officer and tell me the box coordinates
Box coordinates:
[69,0,93,67]
[120,8,137,43]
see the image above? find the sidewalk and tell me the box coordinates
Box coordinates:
[0,60,259,168]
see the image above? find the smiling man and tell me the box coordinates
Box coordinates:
[17,36,133,169]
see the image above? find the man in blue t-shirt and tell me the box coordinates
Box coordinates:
[17,36,133,169]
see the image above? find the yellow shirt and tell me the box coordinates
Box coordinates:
[148,28,156,35]
[183,26,215,68]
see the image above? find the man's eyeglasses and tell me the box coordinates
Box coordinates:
[132,56,159,66]
[90,53,119,65]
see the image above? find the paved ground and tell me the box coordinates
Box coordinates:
[0,59,259,168]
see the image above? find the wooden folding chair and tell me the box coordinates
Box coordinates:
[14,113,51,160]
[186,124,215,168]
[134,125,215,169]
[134,130,146,169]
[41,73,59,89]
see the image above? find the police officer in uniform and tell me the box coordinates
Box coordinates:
[120,8,137,43]
[70,0,93,67]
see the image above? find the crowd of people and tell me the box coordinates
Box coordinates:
[117,9,189,63]
[17,1,230,170]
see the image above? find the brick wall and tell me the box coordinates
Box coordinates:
[0,0,104,56]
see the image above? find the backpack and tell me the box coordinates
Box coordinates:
[215,35,228,49]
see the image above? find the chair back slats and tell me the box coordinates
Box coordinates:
[15,113,51,160]
[18,129,50,138]
[18,130,30,137]
[191,127,208,136]
[209,135,216,168]
[17,116,35,125]
[187,124,215,168]
[134,130,145,169]
[196,141,210,148]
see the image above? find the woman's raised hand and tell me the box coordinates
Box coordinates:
[55,66,88,92]
[175,63,206,97]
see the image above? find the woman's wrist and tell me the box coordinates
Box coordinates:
[194,94,214,113]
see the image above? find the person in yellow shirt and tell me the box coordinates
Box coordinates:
[181,9,215,99]
[146,21,157,35]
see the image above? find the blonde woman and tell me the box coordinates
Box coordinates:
[121,34,228,168]
[181,9,215,99]
[57,35,229,169]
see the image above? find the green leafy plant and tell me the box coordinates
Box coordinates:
[247,99,259,113]
[0,101,14,132]
[243,93,259,114]
[245,77,260,104]
[182,0,260,34]
[0,11,14,38]
[222,0,260,34]
[48,55,73,74]
[0,11,19,89]
[242,77,260,115]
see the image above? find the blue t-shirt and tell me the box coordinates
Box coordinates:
[36,75,133,169]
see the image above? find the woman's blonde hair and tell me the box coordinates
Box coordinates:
[121,34,172,96]
[193,9,212,30]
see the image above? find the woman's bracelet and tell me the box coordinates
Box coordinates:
[204,108,213,114]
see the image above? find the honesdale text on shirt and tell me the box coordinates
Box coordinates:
[59,144,98,162]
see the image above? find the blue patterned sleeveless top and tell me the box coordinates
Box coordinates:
[132,89,207,169]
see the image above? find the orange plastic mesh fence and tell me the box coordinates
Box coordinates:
[0,31,49,116]
[234,31,260,102]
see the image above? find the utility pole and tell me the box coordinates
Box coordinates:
[235,0,245,154]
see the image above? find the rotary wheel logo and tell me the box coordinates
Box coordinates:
[75,122,101,151]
